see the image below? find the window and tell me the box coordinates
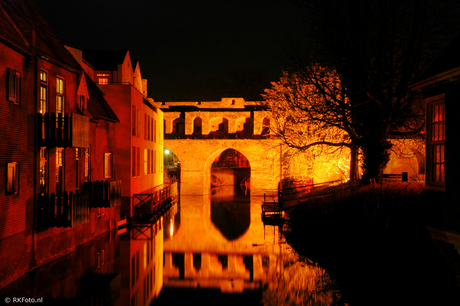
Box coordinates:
[85,148,90,182]
[40,70,48,114]
[56,148,64,193]
[153,149,156,173]
[98,78,108,85]
[137,109,141,138]
[132,106,136,136]
[132,146,136,177]
[6,162,18,194]
[76,148,80,188]
[104,153,112,178]
[56,77,64,114]
[426,95,445,187]
[153,119,156,143]
[144,113,148,140]
[7,68,20,105]
[137,147,140,176]
[144,149,148,175]
[40,148,47,192]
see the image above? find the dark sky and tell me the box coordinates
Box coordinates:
[31,0,307,102]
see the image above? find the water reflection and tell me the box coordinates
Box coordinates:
[211,186,251,240]
[0,194,341,305]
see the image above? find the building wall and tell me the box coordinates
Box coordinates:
[0,41,34,290]
[99,85,164,217]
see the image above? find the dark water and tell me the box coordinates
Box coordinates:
[0,186,343,305]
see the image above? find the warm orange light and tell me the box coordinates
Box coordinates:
[170,219,174,238]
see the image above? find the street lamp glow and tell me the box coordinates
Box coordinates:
[164,149,170,154]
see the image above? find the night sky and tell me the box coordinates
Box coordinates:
[31,0,307,102]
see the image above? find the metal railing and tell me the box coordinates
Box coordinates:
[133,181,178,215]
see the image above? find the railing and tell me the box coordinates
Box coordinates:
[38,112,89,148]
[212,160,250,168]
[279,179,344,207]
[38,112,71,147]
[37,190,90,228]
[133,181,178,215]
[83,180,122,208]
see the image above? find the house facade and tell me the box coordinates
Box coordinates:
[0,0,121,289]
[411,35,460,280]
[71,48,164,217]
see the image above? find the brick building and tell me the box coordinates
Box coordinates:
[0,0,121,289]
[67,48,165,217]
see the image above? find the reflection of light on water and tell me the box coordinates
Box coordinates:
[170,219,174,238]
[262,255,340,306]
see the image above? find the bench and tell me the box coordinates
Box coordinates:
[382,173,402,182]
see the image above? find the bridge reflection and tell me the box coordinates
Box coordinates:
[163,189,289,294]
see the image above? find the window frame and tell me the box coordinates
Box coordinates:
[7,68,21,105]
[6,162,19,195]
[56,76,65,114]
[39,70,48,114]
[103,153,112,179]
[426,94,445,189]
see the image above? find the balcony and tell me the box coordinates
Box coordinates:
[38,112,89,148]
[84,180,122,208]
[37,190,90,228]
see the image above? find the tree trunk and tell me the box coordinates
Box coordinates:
[349,142,359,181]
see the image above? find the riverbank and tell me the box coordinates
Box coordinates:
[285,183,459,305]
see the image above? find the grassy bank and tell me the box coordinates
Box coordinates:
[285,183,458,305]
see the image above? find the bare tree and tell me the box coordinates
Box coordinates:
[286,0,460,183]
[263,67,359,181]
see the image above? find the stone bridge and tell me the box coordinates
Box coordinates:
[164,138,281,196]
[158,98,282,196]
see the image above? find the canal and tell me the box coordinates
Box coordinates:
[0,185,343,305]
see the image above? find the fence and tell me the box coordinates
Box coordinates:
[37,190,89,228]
[84,180,122,208]
[133,181,178,215]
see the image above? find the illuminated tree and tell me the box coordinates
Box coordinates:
[263,67,359,181]
[287,0,460,183]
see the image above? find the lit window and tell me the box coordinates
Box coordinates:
[40,70,48,114]
[56,148,64,193]
[56,77,64,114]
[96,74,110,76]
[85,148,90,182]
[7,68,20,105]
[104,153,112,178]
[98,78,108,85]
[76,148,80,188]
[6,162,19,194]
[40,148,47,192]
[427,95,445,186]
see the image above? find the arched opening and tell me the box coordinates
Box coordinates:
[164,148,181,184]
[261,117,270,138]
[193,116,202,138]
[210,149,250,241]
[172,118,185,138]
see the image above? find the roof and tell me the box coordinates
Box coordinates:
[82,49,129,71]
[86,74,120,123]
[1,0,82,72]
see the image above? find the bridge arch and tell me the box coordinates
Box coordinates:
[164,139,280,195]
